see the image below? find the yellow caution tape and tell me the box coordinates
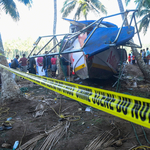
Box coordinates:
[132,145,150,150]
[0,64,150,129]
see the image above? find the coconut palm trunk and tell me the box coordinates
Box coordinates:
[117,0,150,80]
[53,0,57,53]
[0,34,22,103]
[53,0,64,79]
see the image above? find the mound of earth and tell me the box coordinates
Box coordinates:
[124,64,144,77]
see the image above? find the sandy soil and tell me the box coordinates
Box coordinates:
[0,64,150,150]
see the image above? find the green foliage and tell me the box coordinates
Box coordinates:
[3,37,53,60]
[126,0,150,35]
[0,0,20,21]
[61,0,107,20]
[0,0,32,21]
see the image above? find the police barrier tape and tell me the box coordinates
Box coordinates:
[0,64,150,129]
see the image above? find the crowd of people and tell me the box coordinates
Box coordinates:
[128,53,135,64]
[9,52,71,80]
[4,47,150,83]
[128,47,150,65]
[140,48,150,65]
[9,53,57,79]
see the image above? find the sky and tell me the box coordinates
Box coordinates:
[0,0,149,46]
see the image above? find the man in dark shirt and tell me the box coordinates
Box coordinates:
[9,60,13,67]
[60,55,70,76]
[10,55,20,69]
[42,51,51,77]
[28,54,36,74]
[10,55,20,79]
[19,54,28,72]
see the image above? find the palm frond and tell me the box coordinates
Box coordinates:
[138,14,150,34]
[61,0,73,12]
[135,0,150,11]
[61,1,76,18]
[74,2,90,20]
[127,0,150,35]
[136,0,144,11]
[17,0,32,8]
[81,3,90,20]
[61,0,107,20]
[0,0,20,21]
[142,0,150,8]
[125,0,131,6]
[90,0,107,14]
[138,9,150,17]
[74,5,82,20]
[17,0,32,5]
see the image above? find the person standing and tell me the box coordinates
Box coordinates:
[36,57,45,76]
[146,47,150,65]
[19,54,28,72]
[140,49,142,57]
[132,55,135,64]
[60,54,70,77]
[42,51,51,77]
[60,56,68,77]
[51,55,57,78]
[28,54,36,74]
[128,54,131,64]
[142,49,146,64]
[9,60,13,67]
[10,55,20,79]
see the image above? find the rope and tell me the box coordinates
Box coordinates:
[50,97,80,122]
[50,106,80,122]
[130,123,150,149]
[0,107,16,124]
[141,126,150,144]
[132,145,150,150]
[130,123,142,146]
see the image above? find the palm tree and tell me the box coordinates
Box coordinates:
[125,0,150,35]
[53,0,57,52]
[60,0,107,80]
[53,0,65,80]
[0,0,32,21]
[61,0,107,20]
[117,0,150,80]
[53,0,61,79]
[0,0,32,103]
[0,34,23,103]
[126,0,149,11]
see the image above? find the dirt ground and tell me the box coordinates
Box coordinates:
[0,64,150,150]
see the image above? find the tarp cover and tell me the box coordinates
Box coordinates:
[83,26,134,57]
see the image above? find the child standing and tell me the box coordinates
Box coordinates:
[128,54,131,64]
